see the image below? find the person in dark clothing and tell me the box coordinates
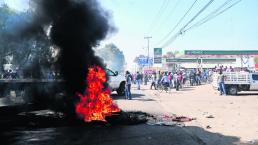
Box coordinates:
[144,73,148,85]
[150,72,157,90]
[189,70,194,86]
[136,72,141,90]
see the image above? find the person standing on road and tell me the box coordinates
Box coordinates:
[125,71,132,100]
[160,72,169,88]
[136,72,141,90]
[150,72,157,90]
[168,72,172,88]
[144,73,148,85]
[178,71,183,88]
[196,69,201,85]
[189,70,195,86]
[218,70,227,95]
[157,71,162,85]
[174,72,180,91]
[171,72,176,88]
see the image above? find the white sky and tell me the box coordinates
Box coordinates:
[2,0,258,70]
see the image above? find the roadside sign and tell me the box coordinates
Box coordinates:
[137,56,153,66]
[185,50,258,55]
[154,48,162,64]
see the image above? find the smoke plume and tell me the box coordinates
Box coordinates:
[95,43,126,73]
[26,0,114,94]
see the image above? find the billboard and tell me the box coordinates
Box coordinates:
[154,48,162,64]
[166,58,236,63]
[185,50,258,55]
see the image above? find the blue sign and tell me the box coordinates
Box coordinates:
[137,56,153,66]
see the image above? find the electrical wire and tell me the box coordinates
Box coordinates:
[179,0,215,31]
[155,0,198,46]
[150,0,180,35]
[185,0,235,30]
[146,0,169,35]
[161,0,215,48]
[184,0,242,33]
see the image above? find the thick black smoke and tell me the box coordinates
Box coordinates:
[27,0,113,94]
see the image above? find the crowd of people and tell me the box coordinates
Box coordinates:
[124,65,254,99]
[123,68,215,99]
[135,69,213,90]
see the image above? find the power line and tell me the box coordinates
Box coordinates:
[150,0,181,36]
[179,0,215,31]
[155,0,198,46]
[186,0,235,28]
[161,0,215,48]
[146,0,169,35]
[184,0,242,32]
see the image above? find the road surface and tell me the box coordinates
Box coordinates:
[115,83,258,144]
[1,83,258,145]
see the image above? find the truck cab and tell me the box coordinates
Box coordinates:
[250,73,258,91]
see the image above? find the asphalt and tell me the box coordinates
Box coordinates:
[2,123,253,145]
[1,84,257,145]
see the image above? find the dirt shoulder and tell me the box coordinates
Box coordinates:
[115,83,258,143]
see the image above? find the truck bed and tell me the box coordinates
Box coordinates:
[212,72,250,89]
[223,72,250,84]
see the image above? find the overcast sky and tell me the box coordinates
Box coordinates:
[2,0,258,69]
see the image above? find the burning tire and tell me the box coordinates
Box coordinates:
[117,82,125,96]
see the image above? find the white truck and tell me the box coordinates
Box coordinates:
[106,69,126,96]
[212,72,258,95]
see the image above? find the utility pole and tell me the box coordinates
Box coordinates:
[144,36,152,69]
[241,55,243,68]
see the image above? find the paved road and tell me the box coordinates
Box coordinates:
[1,83,257,145]
[114,83,258,145]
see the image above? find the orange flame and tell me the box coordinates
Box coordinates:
[75,66,120,122]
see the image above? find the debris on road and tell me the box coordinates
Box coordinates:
[206,115,215,118]
[106,111,148,125]
[147,114,177,126]
[146,114,195,127]
[172,116,196,122]
[1,109,196,129]
[206,125,212,129]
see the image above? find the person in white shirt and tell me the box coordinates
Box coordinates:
[125,71,132,99]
